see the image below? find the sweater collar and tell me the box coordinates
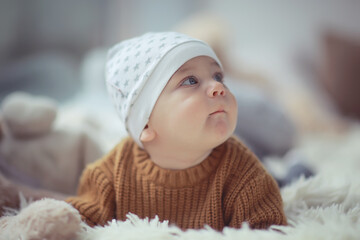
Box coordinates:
[133,141,226,188]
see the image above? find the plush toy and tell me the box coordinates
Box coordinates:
[0,92,103,211]
[0,197,82,240]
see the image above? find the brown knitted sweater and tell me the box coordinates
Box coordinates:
[67,136,286,230]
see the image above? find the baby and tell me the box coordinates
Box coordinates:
[67,32,287,230]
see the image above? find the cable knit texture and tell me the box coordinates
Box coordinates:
[66,136,287,230]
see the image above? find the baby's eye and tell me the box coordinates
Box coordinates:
[181,76,198,86]
[213,73,224,83]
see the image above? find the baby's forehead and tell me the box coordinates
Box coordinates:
[176,56,221,73]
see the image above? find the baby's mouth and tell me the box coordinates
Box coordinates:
[210,109,226,115]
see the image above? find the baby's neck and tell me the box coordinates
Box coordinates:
[145,145,212,170]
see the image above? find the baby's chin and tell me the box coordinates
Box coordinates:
[207,119,235,141]
[207,128,235,149]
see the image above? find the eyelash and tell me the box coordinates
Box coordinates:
[180,73,224,86]
[180,76,197,86]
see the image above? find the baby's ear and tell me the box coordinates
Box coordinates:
[140,125,156,142]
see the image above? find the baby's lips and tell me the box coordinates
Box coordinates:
[210,109,226,115]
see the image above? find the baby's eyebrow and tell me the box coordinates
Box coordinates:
[177,66,191,74]
[211,61,221,69]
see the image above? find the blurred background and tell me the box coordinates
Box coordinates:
[1,0,360,138]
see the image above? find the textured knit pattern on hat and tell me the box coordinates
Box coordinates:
[105,32,219,147]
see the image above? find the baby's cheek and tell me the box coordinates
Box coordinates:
[174,106,203,129]
[229,94,238,113]
[225,94,238,129]
[177,97,202,114]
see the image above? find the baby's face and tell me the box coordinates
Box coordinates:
[148,56,238,151]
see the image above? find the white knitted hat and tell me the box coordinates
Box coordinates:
[105,32,221,148]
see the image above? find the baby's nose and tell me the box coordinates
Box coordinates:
[208,82,226,97]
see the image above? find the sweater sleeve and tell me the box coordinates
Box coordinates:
[66,152,117,227]
[228,172,287,229]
